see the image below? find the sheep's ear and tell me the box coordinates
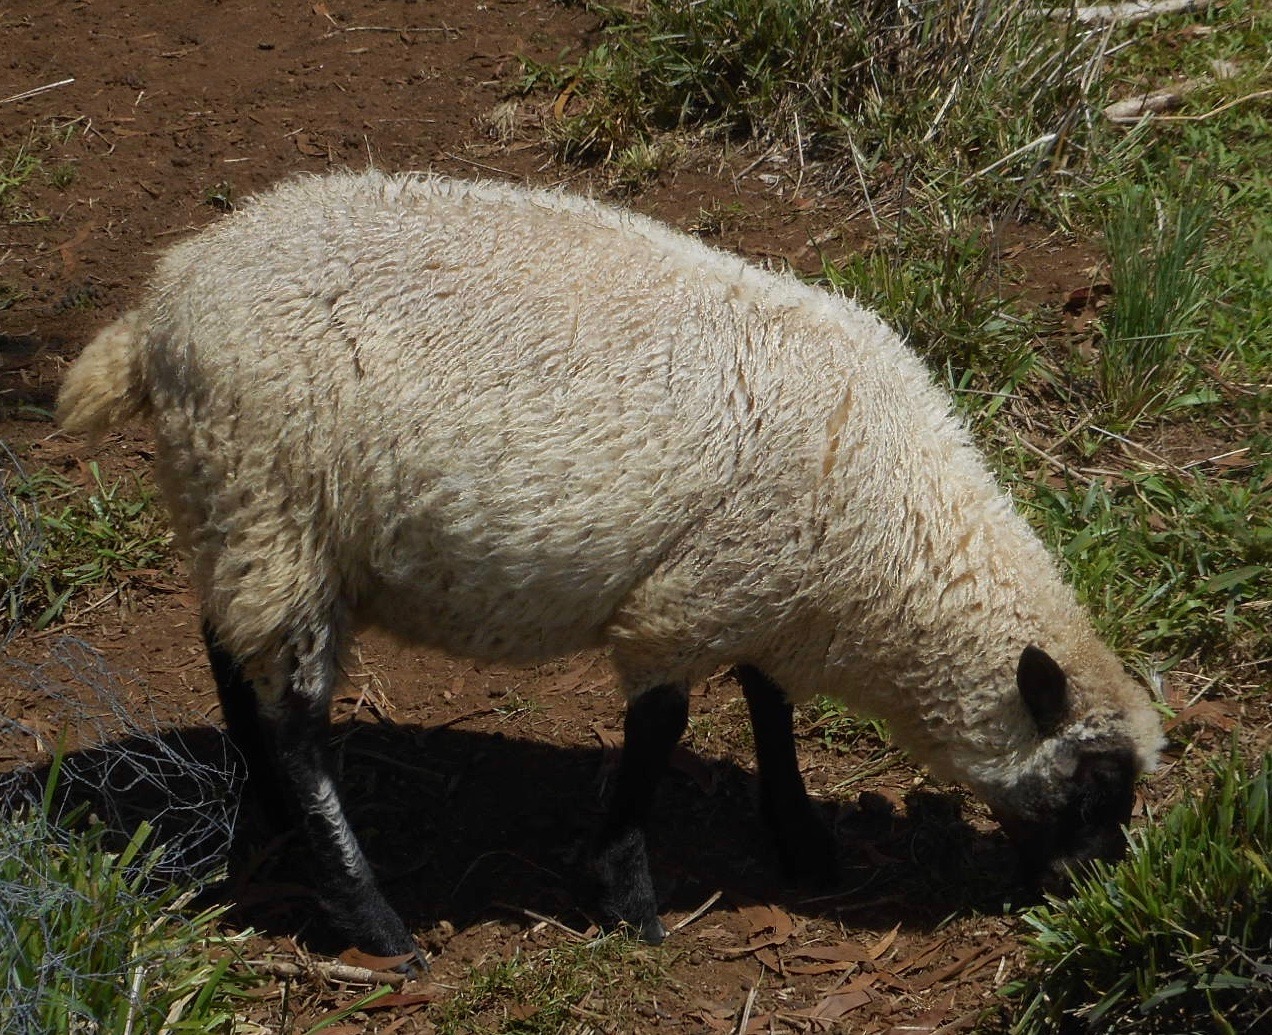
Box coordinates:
[1018,644,1068,737]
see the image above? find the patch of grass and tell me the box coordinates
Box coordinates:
[612,136,683,189]
[1094,181,1214,427]
[1014,443,1272,673]
[1095,0,1272,399]
[0,460,172,636]
[822,231,1039,391]
[0,136,41,218]
[429,935,665,1034]
[525,0,1123,209]
[494,691,543,721]
[687,199,750,237]
[1007,749,1272,1034]
[46,162,76,191]
[0,758,254,1035]
[804,697,890,758]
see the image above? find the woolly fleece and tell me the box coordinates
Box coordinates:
[57,169,1162,810]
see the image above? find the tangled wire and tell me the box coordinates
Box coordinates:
[0,639,243,1035]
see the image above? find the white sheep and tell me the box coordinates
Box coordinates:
[58,169,1163,958]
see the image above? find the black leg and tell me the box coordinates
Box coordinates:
[203,622,420,963]
[592,682,690,944]
[735,665,838,887]
[204,623,289,826]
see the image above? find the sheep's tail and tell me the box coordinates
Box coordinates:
[57,310,151,441]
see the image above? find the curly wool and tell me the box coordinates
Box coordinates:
[57,169,1161,808]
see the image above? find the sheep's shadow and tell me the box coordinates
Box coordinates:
[3,715,1032,952]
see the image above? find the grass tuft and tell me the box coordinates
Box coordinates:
[1015,443,1271,672]
[0,137,41,218]
[525,0,1122,207]
[0,758,253,1035]
[1007,749,1272,1034]
[0,460,172,637]
[1096,182,1214,426]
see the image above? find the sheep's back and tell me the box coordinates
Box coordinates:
[136,171,961,671]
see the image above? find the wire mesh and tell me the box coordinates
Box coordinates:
[1,637,242,1035]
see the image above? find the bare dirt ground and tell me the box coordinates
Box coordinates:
[1,2,1262,1032]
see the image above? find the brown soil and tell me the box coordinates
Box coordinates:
[1,3,1263,1033]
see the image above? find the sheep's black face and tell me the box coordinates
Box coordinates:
[992,742,1138,892]
[994,644,1142,891]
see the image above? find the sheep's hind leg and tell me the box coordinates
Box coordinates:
[592,682,689,944]
[735,665,838,887]
[204,623,421,964]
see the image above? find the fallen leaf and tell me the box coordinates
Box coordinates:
[362,992,435,1011]
[783,942,872,974]
[1063,282,1112,313]
[806,984,875,1019]
[754,946,783,974]
[880,992,960,1034]
[294,132,328,157]
[57,225,93,274]
[791,944,873,963]
[868,922,901,960]
[1165,700,1239,734]
[908,943,1009,991]
[742,902,795,948]
[893,937,950,976]
[786,960,860,976]
[552,79,578,119]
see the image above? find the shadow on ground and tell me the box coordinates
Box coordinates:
[3,715,1030,955]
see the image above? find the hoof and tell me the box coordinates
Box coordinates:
[329,892,420,964]
[592,828,665,946]
[393,946,432,975]
[600,911,668,945]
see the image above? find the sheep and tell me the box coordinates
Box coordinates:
[58,168,1163,960]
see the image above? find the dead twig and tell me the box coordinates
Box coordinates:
[671,889,724,932]
[252,957,408,988]
[1046,0,1215,26]
[1015,436,1097,488]
[0,78,74,105]
[422,705,499,735]
[1088,424,1186,473]
[1104,84,1198,121]
[500,903,592,942]
[1148,88,1272,123]
[736,977,761,1035]
[1182,446,1249,470]
[1103,80,1272,123]
[961,132,1058,186]
[439,150,521,179]
[322,24,460,39]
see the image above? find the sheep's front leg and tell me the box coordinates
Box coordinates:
[592,682,689,944]
[204,624,419,963]
[735,665,838,887]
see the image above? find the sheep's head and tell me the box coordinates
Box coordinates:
[988,645,1145,892]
